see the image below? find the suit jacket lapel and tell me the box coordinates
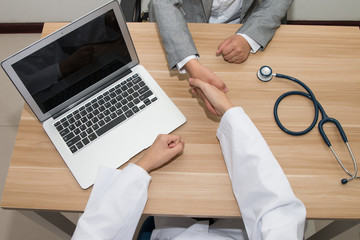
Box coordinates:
[202,0,214,22]
[241,0,255,20]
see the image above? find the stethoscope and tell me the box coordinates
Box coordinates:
[257,66,359,184]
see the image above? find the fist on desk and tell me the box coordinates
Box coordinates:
[216,35,251,64]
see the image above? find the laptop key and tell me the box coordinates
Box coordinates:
[132,106,140,113]
[63,131,74,141]
[80,125,87,131]
[133,77,141,84]
[144,99,151,105]
[98,120,105,126]
[139,90,153,101]
[80,132,87,138]
[66,135,81,147]
[70,145,78,153]
[76,141,84,150]
[69,124,76,131]
[75,120,82,127]
[74,128,81,135]
[63,121,69,128]
[56,125,64,131]
[125,110,134,118]
[86,128,93,134]
[88,133,97,141]
[82,138,90,145]
[104,116,111,123]
[138,86,149,95]
[96,114,126,136]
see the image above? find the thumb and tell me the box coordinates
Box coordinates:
[189,78,207,90]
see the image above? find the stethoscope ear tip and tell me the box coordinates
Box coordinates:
[341,179,348,184]
[257,66,273,82]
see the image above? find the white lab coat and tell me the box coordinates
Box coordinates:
[72,107,306,240]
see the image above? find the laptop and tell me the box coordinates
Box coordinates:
[1,0,186,189]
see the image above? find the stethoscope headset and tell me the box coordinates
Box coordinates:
[257,66,359,184]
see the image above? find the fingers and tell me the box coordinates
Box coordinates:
[221,43,243,63]
[185,59,228,93]
[194,88,219,116]
[166,134,181,146]
[189,77,206,89]
[216,37,232,56]
[160,134,185,160]
[158,134,184,153]
[168,140,185,155]
[189,78,234,116]
[217,35,251,64]
[207,75,228,93]
[223,51,246,64]
[166,134,183,149]
[189,79,220,115]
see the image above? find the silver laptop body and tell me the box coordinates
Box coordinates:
[1,0,186,189]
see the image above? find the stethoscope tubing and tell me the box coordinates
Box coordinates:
[273,73,348,146]
[260,68,359,184]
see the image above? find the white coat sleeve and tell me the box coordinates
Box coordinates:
[216,107,306,240]
[72,163,151,240]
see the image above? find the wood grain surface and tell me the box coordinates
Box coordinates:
[1,22,360,219]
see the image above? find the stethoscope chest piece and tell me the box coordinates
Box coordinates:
[257,66,273,82]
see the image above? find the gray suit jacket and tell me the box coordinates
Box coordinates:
[148,0,293,69]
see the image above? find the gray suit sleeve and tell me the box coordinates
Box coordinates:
[238,0,294,50]
[148,0,199,69]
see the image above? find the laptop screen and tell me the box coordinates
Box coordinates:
[12,9,131,113]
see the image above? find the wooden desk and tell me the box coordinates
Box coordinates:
[1,23,360,236]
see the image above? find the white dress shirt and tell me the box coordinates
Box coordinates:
[72,107,306,240]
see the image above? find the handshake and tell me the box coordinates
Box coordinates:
[136,74,234,173]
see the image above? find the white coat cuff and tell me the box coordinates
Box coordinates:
[217,107,244,135]
[88,163,151,205]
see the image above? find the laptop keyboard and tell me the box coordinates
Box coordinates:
[54,73,158,154]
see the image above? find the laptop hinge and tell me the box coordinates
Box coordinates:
[53,68,132,119]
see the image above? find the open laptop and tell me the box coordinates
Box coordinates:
[1,0,186,189]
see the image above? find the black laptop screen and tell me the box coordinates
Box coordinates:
[12,10,131,113]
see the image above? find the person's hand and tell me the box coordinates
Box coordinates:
[184,59,227,91]
[216,35,251,64]
[135,134,185,173]
[184,59,228,115]
[189,78,234,116]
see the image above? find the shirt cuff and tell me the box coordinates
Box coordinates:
[176,55,199,74]
[236,33,261,53]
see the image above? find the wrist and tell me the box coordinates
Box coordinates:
[220,104,235,116]
[184,58,200,75]
[135,158,152,173]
